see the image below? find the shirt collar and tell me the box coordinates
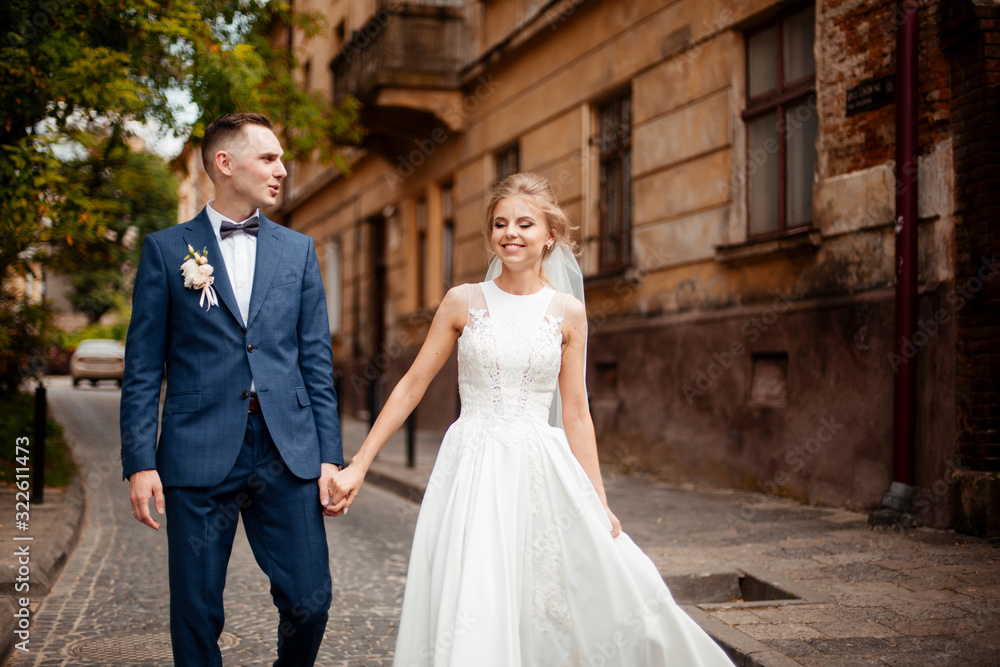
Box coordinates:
[206,200,261,241]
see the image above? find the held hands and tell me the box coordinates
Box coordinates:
[129,469,165,530]
[318,463,345,517]
[322,462,367,517]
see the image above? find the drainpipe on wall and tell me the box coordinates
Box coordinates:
[881,0,920,518]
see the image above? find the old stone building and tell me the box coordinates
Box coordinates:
[178,0,999,535]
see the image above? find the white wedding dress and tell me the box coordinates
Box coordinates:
[392,281,734,667]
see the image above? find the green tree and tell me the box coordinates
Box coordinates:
[0,290,51,393]
[0,0,363,387]
[50,133,179,322]
[2,0,361,270]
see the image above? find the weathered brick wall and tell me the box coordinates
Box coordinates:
[819,0,950,177]
[942,0,1000,477]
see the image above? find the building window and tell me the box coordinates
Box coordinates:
[495,143,519,184]
[325,237,342,333]
[417,198,427,308]
[597,90,632,271]
[743,4,817,237]
[442,183,455,291]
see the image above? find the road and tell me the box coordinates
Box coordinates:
[10,378,417,666]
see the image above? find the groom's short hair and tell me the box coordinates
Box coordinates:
[201,113,273,180]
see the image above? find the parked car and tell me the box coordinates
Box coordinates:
[70,339,125,387]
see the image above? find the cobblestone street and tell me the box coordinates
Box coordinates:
[9,379,417,666]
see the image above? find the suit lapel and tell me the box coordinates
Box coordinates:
[181,211,244,330]
[246,215,283,329]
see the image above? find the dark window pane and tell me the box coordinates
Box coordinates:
[785,97,817,227]
[747,26,777,98]
[599,96,631,153]
[744,6,816,237]
[496,145,519,183]
[600,101,620,152]
[441,184,452,220]
[600,159,622,266]
[748,113,779,236]
[784,6,816,83]
[443,222,454,291]
[417,199,427,306]
[598,92,632,270]
[442,183,454,291]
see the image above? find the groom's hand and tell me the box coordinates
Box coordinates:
[129,469,165,530]
[326,464,366,517]
[318,463,343,517]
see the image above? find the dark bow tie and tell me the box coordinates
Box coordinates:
[219,216,260,240]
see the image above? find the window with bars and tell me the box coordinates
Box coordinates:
[743,4,817,237]
[495,143,520,185]
[597,91,632,271]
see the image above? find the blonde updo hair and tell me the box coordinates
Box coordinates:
[483,173,580,261]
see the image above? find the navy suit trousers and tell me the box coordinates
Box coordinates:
[164,413,331,667]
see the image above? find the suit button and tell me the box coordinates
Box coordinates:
[247,344,254,352]
[241,390,249,399]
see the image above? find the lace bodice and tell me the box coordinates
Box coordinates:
[457,281,567,424]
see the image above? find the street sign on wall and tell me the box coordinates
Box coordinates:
[846,73,896,117]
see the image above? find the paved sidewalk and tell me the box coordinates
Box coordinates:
[0,378,89,664]
[344,416,1000,667]
[0,480,86,663]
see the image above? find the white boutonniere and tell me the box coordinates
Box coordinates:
[181,244,219,311]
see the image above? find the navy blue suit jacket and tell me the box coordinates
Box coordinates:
[120,209,342,487]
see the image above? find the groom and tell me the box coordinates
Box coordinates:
[120,112,344,666]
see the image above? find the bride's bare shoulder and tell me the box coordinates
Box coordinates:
[561,294,586,325]
[441,283,477,307]
[438,284,477,330]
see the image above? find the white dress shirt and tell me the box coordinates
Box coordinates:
[206,199,259,391]
[206,199,258,325]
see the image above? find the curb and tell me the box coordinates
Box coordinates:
[682,605,802,667]
[363,466,424,505]
[0,475,86,666]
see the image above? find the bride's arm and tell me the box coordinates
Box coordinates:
[558,298,622,538]
[327,285,468,513]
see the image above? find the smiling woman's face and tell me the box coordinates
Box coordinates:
[490,196,554,271]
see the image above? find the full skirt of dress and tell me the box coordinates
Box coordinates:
[392,416,734,667]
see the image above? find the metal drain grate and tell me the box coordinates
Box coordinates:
[63,631,239,662]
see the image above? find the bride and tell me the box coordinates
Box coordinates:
[329,173,734,666]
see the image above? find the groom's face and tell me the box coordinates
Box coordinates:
[227,123,287,210]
